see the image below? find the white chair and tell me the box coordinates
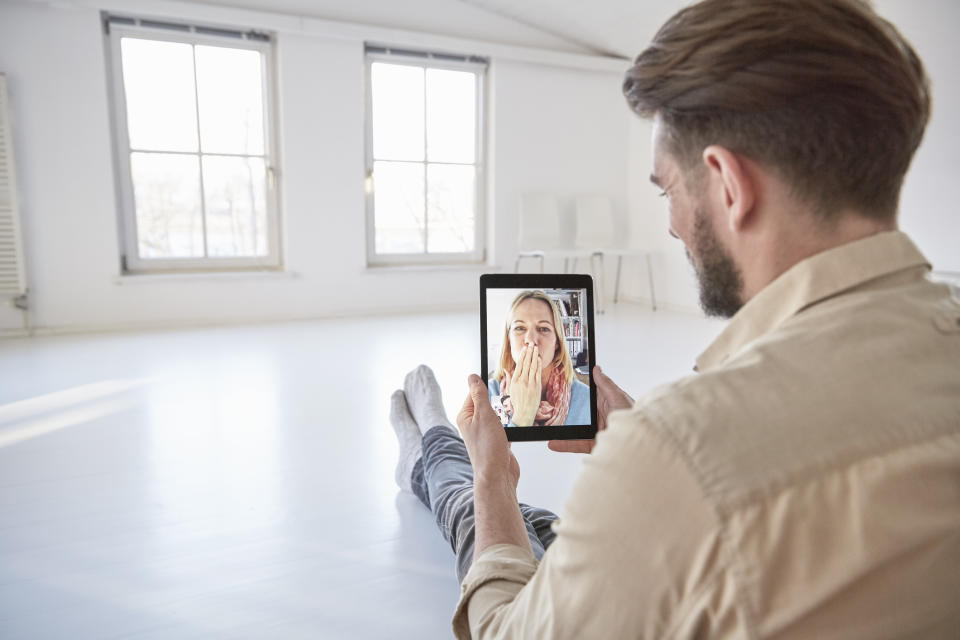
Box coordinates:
[574,195,616,253]
[574,195,656,311]
[572,195,615,313]
[515,193,561,273]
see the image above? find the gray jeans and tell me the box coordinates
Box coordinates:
[411,425,559,582]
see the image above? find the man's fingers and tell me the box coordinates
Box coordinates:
[594,365,614,390]
[547,439,594,454]
[594,365,621,394]
[594,365,634,405]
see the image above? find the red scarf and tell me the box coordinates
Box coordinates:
[499,365,571,426]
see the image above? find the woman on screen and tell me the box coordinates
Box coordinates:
[489,290,590,427]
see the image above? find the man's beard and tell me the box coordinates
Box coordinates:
[686,206,745,318]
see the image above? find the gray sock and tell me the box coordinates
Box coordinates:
[404,364,455,431]
[390,390,422,493]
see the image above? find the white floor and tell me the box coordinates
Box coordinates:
[0,304,724,639]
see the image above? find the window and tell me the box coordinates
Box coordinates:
[106,16,280,273]
[365,46,487,265]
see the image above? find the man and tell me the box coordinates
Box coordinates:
[390,0,960,637]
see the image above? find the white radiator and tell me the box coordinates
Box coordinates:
[0,73,27,309]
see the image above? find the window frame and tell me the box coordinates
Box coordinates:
[105,16,282,274]
[364,47,488,266]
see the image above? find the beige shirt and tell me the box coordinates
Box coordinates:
[452,231,960,639]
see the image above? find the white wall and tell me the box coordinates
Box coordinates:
[490,60,630,268]
[623,116,701,312]
[875,0,960,275]
[623,0,960,312]
[3,0,954,332]
[0,0,630,334]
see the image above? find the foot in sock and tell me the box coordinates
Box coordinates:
[390,389,422,493]
[404,364,455,431]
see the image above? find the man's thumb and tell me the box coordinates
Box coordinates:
[467,374,486,403]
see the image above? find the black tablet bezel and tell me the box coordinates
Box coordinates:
[480,273,599,442]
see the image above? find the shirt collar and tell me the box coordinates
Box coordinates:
[695,231,930,372]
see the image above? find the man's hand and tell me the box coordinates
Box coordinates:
[509,344,542,426]
[548,365,634,454]
[457,373,520,488]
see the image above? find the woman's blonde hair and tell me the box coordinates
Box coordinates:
[495,290,574,385]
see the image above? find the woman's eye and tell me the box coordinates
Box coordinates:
[538,327,551,333]
[513,326,524,333]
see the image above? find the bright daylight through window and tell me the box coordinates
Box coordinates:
[366,47,487,265]
[107,17,279,273]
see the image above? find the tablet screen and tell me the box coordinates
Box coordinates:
[480,275,598,441]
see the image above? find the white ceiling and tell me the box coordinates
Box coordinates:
[173,0,688,59]
[459,0,684,58]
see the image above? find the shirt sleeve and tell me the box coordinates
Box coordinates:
[451,408,730,639]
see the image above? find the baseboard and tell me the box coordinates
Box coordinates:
[19,302,478,338]
[615,294,702,316]
[7,297,711,340]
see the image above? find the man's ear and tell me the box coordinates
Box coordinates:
[702,145,756,232]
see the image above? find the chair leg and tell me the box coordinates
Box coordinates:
[538,255,544,274]
[514,255,521,273]
[593,252,605,315]
[614,255,623,304]
[646,253,657,311]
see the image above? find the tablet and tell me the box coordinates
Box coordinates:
[480,274,598,441]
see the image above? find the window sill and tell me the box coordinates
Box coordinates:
[363,263,499,274]
[114,270,298,285]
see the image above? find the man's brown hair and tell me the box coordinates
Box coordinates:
[623,0,930,219]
